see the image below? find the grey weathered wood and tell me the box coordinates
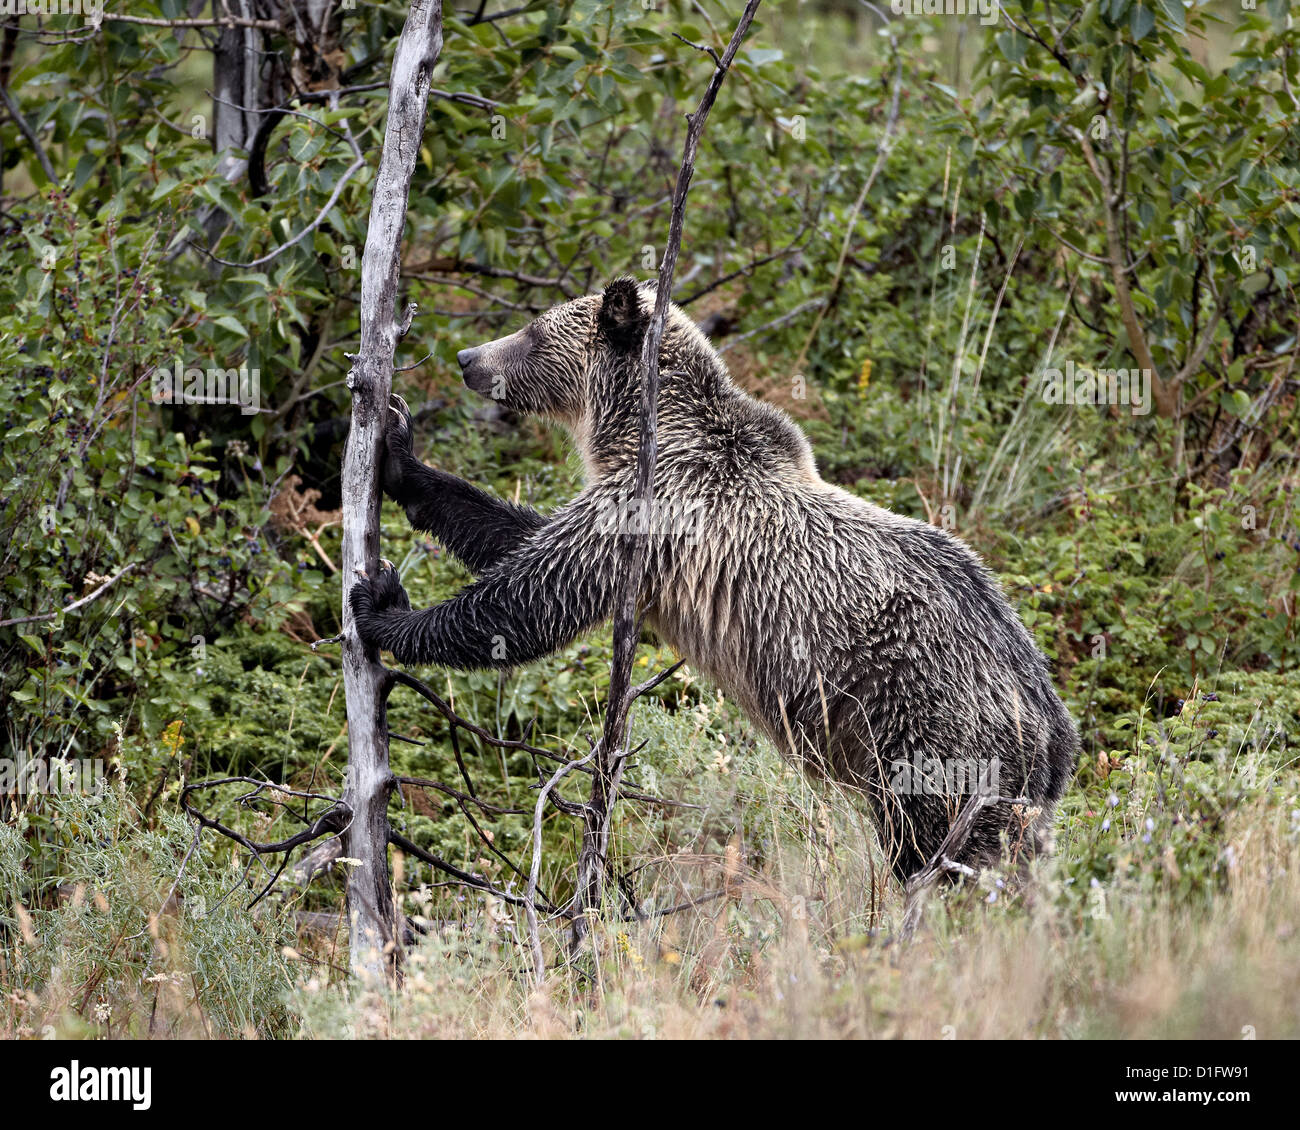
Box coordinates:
[339,0,443,986]
[210,0,258,186]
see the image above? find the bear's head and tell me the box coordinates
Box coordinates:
[455,277,653,422]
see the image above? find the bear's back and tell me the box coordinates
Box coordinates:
[642,390,1071,780]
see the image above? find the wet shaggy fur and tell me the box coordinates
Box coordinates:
[351,278,1078,878]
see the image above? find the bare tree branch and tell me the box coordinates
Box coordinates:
[0,564,136,629]
[716,296,826,355]
[570,0,763,950]
[0,83,57,185]
[100,13,282,31]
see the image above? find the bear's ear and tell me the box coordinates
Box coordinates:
[598,276,649,350]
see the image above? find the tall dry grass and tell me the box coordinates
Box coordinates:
[6,677,1297,1041]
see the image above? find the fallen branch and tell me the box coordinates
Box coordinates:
[898,793,1030,940]
[526,750,595,982]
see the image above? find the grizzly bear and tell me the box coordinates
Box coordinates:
[350,277,1077,879]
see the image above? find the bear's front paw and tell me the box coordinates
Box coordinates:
[381,394,421,501]
[349,561,412,650]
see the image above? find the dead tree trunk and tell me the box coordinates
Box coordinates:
[211,0,262,184]
[339,0,443,986]
[208,2,346,228]
[571,0,762,949]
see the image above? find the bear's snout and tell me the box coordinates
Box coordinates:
[456,345,494,396]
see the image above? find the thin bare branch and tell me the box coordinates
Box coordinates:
[571,0,762,948]
[0,564,136,629]
[0,83,58,184]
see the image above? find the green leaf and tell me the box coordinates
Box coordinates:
[1131,4,1156,40]
[150,175,181,203]
[19,633,46,656]
[212,315,249,338]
